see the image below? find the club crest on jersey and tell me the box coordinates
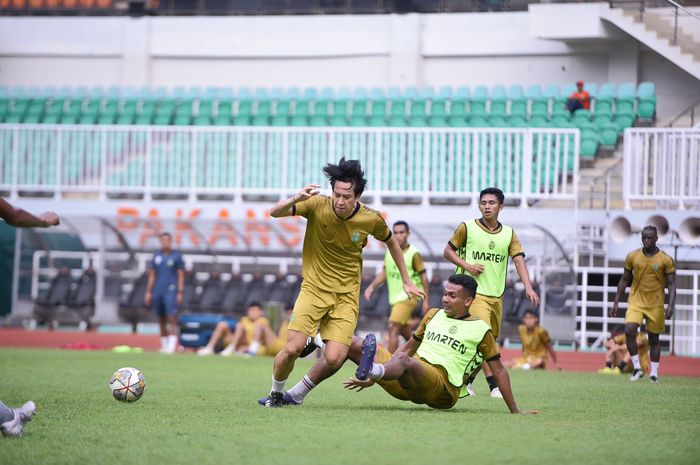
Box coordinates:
[489,241,496,250]
[652,263,660,272]
[449,326,458,334]
[167,259,174,267]
[351,231,362,243]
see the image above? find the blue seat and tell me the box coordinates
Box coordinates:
[438,86,454,98]
[526,84,543,99]
[617,82,636,98]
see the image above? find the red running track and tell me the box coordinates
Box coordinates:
[1,328,699,377]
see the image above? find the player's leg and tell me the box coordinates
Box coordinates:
[387,322,402,353]
[247,322,277,355]
[153,294,170,353]
[467,295,502,397]
[624,322,643,381]
[528,356,545,369]
[648,331,661,383]
[222,322,250,355]
[0,400,35,438]
[164,291,179,352]
[198,321,232,355]
[399,324,413,346]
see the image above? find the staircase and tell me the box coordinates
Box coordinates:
[602,4,700,80]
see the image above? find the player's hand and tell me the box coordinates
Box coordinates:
[518,409,540,415]
[363,285,374,301]
[665,306,674,319]
[144,291,152,306]
[466,263,484,276]
[294,184,321,203]
[403,282,426,301]
[39,212,60,227]
[343,377,375,392]
[525,287,540,307]
[609,304,618,318]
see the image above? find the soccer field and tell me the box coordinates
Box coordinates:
[1,348,699,465]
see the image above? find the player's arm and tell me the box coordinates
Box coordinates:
[546,342,560,371]
[176,268,185,305]
[386,236,425,300]
[144,269,156,306]
[610,268,633,317]
[364,269,386,301]
[269,184,320,218]
[512,255,539,307]
[395,333,421,357]
[443,245,484,276]
[665,272,676,319]
[420,271,430,314]
[0,198,60,228]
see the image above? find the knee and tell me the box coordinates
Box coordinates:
[216,321,229,330]
[279,340,305,360]
[392,352,411,366]
[624,325,637,338]
[324,352,346,370]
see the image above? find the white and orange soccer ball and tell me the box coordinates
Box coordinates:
[109,367,146,402]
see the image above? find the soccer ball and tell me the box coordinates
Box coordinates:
[109,367,146,402]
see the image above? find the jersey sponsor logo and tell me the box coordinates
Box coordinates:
[471,250,506,263]
[424,330,468,354]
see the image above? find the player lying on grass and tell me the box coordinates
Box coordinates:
[261,274,537,414]
[0,401,36,438]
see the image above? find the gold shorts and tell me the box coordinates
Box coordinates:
[469,294,503,337]
[261,338,284,357]
[374,346,459,409]
[625,305,665,334]
[513,355,546,369]
[288,280,359,346]
[389,297,419,326]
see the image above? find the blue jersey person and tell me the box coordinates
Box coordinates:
[144,232,185,353]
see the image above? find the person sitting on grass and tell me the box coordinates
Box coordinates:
[505,309,560,371]
[197,302,270,356]
[598,330,650,375]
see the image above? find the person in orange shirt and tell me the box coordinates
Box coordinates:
[566,80,591,113]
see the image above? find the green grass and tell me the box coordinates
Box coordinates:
[1,348,699,465]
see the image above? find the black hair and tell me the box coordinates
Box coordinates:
[393,220,410,232]
[479,187,505,205]
[642,225,658,235]
[448,274,478,298]
[523,309,539,319]
[247,301,263,310]
[322,157,367,197]
[160,232,172,239]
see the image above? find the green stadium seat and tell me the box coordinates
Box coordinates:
[293,101,310,116]
[98,114,116,125]
[390,100,407,117]
[271,115,288,126]
[489,100,507,117]
[408,116,427,127]
[449,100,466,116]
[237,99,253,116]
[530,101,548,120]
[328,115,347,126]
[349,115,368,126]
[331,100,348,117]
[309,115,327,126]
[592,115,613,131]
[255,100,272,116]
[351,100,368,117]
[509,101,527,118]
[430,99,447,117]
[448,116,468,127]
[79,114,97,125]
[508,116,528,127]
[615,100,635,118]
[289,115,307,126]
[214,114,232,126]
[134,114,152,125]
[593,100,612,118]
[428,116,449,127]
[613,115,634,132]
[365,115,383,126]
[410,100,427,117]
[599,124,619,147]
[529,116,549,128]
[438,86,453,98]
[23,115,40,124]
[637,100,655,119]
[275,100,291,115]
[42,114,60,124]
[312,100,330,116]
[117,114,134,125]
[470,116,488,127]
[371,100,387,117]
[217,101,233,117]
[455,86,470,99]
[154,115,171,125]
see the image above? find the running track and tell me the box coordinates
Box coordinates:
[1,328,699,377]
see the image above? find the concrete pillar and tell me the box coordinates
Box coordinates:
[388,13,422,88]
[607,40,639,83]
[120,17,151,88]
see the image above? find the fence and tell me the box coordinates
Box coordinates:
[0,124,579,206]
[623,127,700,210]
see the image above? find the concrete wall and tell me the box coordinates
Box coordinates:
[0,9,697,119]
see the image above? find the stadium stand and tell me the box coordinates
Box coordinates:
[33,267,96,329]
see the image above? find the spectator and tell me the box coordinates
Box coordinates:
[144,232,185,354]
[599,330,650,375]
[566,80,591,113]
[197,302,271,356]
[246,307,296,357]
[506,309,560,370]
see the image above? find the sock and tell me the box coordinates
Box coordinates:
[160,337,168,350]
[605,361,613,369]
[314,333,325,349]
[618,362,627,372]
[248,341,261,354]
[0,401,14,424]
[486,376,498,392]
[521,363,531,370]
[631,354,641,370]
[651,362,659,378]
[369,363,386,379]
[288,375,316,402]
[271,377,287,394]
[168,335,178,352]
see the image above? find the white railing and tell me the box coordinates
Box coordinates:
[0,124,579,206]
[623,127,700,210]
[576,266,699,356]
